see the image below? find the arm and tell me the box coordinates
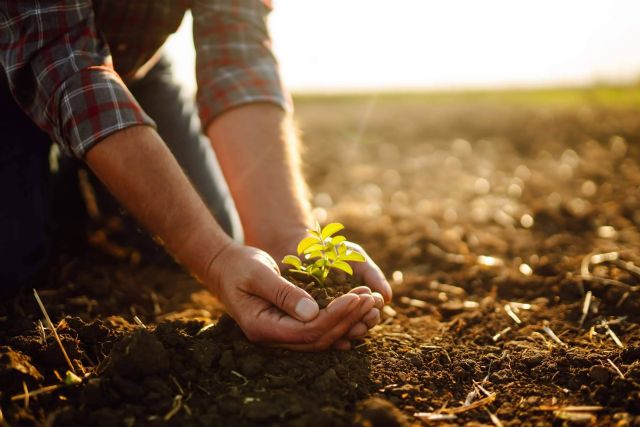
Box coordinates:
[86,125,375,350]
[208,104,392,347]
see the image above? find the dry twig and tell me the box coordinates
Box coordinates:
[607,358,625,379]
[504,304,522,325]
[492,327,511,342]
[413,412,457,421]
[485,407,503,427]
[578,291,592,329]
[441,393,497,414]
[542,322,567,347]
[33,289,76,373]
[537,405,603,412]
[11,384,62,402]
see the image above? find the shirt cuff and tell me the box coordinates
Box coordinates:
[52,66,156,158]
[196,59,293,131]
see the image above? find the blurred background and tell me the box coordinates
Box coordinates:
[166,0,640,94]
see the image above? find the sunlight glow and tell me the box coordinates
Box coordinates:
[165,0,640,93]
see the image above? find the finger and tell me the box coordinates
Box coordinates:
[362,307,380,329]
[355,263,392,303]
[248,269,319,322]
[349,286,383,309]
[347,322,368,339]
[311,294,375,349]
[277,295,373,351]
[251,293,361,344]
[371,292,384,309]
[349,286,372,295]
[346,243,392,302]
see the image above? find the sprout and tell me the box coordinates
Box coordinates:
[282,222,365,286]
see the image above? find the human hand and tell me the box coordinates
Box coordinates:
[204,243,376,351]
[269,234,393,350]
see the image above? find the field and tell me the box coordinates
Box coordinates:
[2,86,640,426]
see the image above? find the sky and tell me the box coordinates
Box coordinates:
[165,0,640,93]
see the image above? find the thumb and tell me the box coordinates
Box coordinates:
[250,272,319,322]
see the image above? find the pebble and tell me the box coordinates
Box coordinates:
[589,365,611,385]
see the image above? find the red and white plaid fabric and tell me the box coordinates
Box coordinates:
[0,0,289,157]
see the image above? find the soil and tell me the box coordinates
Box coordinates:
[2,94,640,426]
[285,271,360,308]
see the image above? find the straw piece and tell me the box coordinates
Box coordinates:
[33,289,76,373]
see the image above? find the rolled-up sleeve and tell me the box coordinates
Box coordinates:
[0,1,155,158]
[192,0,291,131]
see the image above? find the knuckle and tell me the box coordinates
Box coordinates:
[274,282,292,309]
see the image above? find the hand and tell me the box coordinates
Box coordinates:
[270,235,393,350]
[204,242,376,351]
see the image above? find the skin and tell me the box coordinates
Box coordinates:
[85,103,392,351]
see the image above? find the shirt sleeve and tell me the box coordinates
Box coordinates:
[0,1,155,158]
[192,0,292,131]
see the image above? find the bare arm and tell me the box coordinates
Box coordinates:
[208,104,391,349]
[207,103,312,251]
[85,125,372,350]
[86,125,230,280]
[208,104,391,300]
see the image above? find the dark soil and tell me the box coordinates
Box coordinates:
[2,95,640,426]
[285,271,360,308]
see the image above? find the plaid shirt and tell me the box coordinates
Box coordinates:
[0,0,289,157]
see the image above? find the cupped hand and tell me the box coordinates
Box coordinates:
[204,243,375,351]
[270,236,392,350]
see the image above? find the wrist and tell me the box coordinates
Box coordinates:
[202,240,238,296]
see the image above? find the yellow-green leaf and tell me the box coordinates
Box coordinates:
[331,235,347,245]
[331,260,353,275]
[340,251,366,262]
[282,255,302,269]
[303,244,324,255]
[321,223,345,239]
[306,250,324,260]
[297,236,320,254]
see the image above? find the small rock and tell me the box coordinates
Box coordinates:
[355,397,407,427]
[589,365,611,385]
[313,368,341,392]
[439,301,465,316]
[239,354,265,377]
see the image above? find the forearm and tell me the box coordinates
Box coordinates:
[85,125,232,283]
[207,104,313,251]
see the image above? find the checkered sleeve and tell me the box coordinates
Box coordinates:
[192,0,292,131]
[0,1,155,158]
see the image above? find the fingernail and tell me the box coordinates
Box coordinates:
[327,293,359,314]
[295,298,319,321]
[372,292,384,307]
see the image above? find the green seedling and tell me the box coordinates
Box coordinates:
[282,222,366,286]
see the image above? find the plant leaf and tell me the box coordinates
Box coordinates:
[306,250,324,260]
[331,235,347,245]
[303,244,324,255]
[282,255,302,269]
[297,237,320,254]
[340,251,366,262]
[321,223,345,239]
[331,260,353,275]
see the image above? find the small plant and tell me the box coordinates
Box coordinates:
[282,222,365,286]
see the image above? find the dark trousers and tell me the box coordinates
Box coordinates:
[0,55,242,293]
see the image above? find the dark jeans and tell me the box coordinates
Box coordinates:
[0,55,242,293]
